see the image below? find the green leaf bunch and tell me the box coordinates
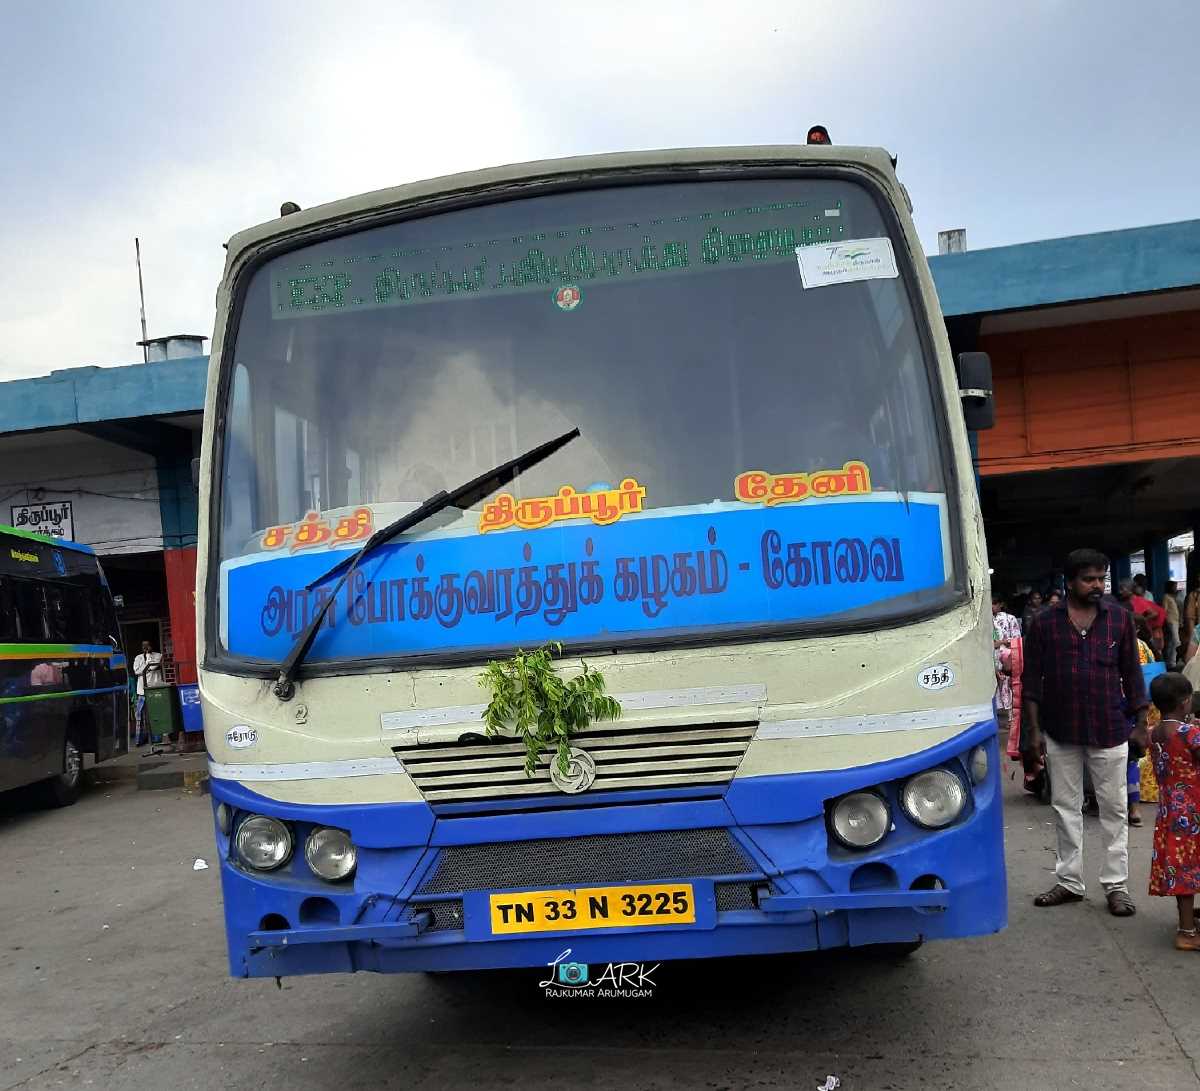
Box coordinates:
[479,642,621,776]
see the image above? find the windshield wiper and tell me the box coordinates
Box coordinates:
[271,426,580,700]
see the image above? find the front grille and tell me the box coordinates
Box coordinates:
[422,900,465,932]
[415,828,754,895]
[710,878,758,912]
[393,720,756,810]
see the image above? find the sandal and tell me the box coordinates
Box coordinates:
[1128,811,1143,827]
[1106,890,1136,917]
[1034,884,1084,907]
[1176,930,1200,951]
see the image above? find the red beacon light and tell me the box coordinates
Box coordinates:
[806,125,831,146]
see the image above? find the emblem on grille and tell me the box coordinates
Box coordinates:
[548,747,597,794]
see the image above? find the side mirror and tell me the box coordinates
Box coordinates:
[957,352,994,431]
[191,457,201,489]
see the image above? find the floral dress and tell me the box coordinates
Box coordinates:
[1149,720,1200,896]
[993,611,1022,712]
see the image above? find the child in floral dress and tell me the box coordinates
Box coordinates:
[1148,672,1200,951]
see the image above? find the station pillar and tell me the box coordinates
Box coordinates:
[1144,537,1170,602]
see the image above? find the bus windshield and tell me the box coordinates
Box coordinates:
[216,175,957,667]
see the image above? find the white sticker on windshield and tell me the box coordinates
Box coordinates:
[795,237,899,289]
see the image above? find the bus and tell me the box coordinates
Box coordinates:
[1,525,128,805]
[198,142,1005,979]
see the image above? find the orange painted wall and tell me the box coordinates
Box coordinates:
[978,310,1200,475]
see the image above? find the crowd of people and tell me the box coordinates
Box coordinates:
[992,551,1200,952]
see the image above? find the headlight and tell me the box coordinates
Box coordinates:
[969,746,989,785]
[304,827,357,882]
[901,769,967,829]
[215,803,233,836]
[830,791,891,849]
[235,815,293,871]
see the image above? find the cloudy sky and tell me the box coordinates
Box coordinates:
[2,0,1197,380]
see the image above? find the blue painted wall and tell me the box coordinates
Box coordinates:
[156,452,199,550]
[929,218,1200,318]
[0,356,209,434]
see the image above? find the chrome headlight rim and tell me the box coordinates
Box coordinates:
[234,815,294,872]
[304,826,357,883]
[829,789,892,850]
[901,768,968,830]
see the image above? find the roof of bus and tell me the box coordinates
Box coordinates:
[222,145,899,268]
[0,524,95,555]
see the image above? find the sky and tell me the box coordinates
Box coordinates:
[2,0,1198,380]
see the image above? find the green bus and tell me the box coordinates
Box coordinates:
[0,525,128,805]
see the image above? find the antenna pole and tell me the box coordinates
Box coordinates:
[135,237,149,363]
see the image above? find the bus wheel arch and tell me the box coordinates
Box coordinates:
[40,717,89,807]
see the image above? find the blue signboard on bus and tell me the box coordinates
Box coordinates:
[222,496,949,662]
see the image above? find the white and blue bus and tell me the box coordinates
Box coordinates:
[197,142,1005,978]
[1,525,128,805]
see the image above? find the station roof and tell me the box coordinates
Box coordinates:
[927,217,1200,317]
[0,356,208,435]
[1,218,1198,435]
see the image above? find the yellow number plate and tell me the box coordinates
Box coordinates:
[489,882,696,934]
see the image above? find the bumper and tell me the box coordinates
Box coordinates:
[212,717,1006,978]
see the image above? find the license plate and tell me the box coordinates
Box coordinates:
[488,882,696,934]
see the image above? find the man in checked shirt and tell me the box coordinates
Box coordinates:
[1021,548,1148,917]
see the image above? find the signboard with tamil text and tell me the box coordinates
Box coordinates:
[10,500,74,542]
[221,492,949,663]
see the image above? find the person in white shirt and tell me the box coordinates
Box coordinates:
[133,640,164,746]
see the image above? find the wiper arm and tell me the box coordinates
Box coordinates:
[270,426,580,700]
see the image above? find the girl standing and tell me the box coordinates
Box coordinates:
[1147,672,1200,951]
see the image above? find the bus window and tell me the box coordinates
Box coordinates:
[0,578,17,642]
[11,581,49,643]
[42,581,92,644]
[89,583,117,646]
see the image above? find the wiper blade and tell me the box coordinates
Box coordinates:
[270,426,580,700]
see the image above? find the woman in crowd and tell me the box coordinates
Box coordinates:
[1021,589,1043,633]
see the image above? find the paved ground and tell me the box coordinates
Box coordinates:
[1,761,1197,1091]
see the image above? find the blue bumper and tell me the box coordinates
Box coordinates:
[212,718,1006,978]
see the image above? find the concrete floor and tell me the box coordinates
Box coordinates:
[1,764,1197,1091]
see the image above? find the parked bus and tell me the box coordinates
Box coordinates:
[198,141,1004,979]
[0,525,127,804]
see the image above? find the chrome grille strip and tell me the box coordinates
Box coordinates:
[393,720,757,807]
[420,771,737,801]
[407,740,749,775]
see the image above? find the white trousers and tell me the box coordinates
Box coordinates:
[1044,735,1129,895]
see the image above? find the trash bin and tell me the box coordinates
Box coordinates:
[144,684,182,741]
[178,684,204,733]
